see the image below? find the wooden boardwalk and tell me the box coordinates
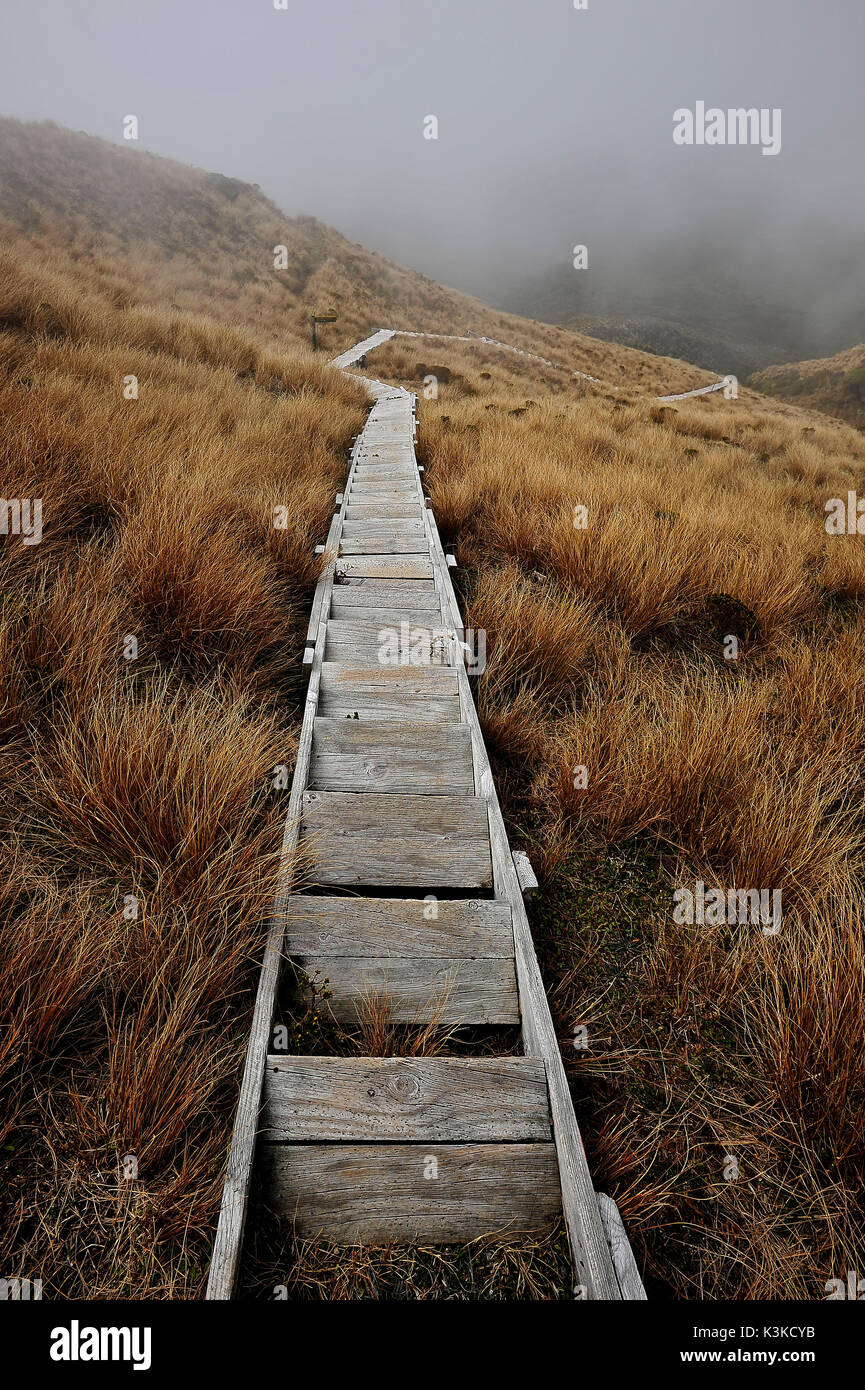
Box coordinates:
[206,367,645,1301]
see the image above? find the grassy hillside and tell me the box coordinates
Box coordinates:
[1,117,738,394]
[751,341,865,431]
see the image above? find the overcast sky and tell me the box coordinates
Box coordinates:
[1,0,863,307]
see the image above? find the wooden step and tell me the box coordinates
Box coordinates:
[334,577,437,593]
[300,789,493,888]
[352,468,417,481]
[261,1057,550,1142]
[259,1143,561,1244]
[324,619,456,667]
[328,597,443,625]
[339,536,429,555]
[335,555,433,581]
[341,519,423,536]
[318,663,460,720]
[284,895,514,957]
[345,504,418,521]
[349,485,418,500]
[310,718,472,791]
[290,955,519,1024]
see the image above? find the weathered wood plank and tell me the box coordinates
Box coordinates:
[339,536,429,555]
[290,955,519,1025]
[260,1143,561,1244]
[349,486,419,501]
[350,478,417,489]
[512,850,539,898]
[328,602,444,630]
[345,504,419,520]
[336,555,433,580]
[261,1057,549,1142]
[341,519,423,537]
[301,789,493,888]
[352,468,417,481]
[310,717,472,791]
[597,1193,647,1300]
[318,663,460,721]
[324,619,456,666]
[328,594,442,621]
[284,894,514,957]
[334,576,437,592]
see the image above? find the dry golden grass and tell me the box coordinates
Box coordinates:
[241,1216,573,1301]
[365,333,865,1300]
[751,341,865,432]
[0,227,366,1297]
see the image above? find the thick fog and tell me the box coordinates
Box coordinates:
[1,0,863,365]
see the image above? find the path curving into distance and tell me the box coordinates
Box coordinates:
[331,327,734,402]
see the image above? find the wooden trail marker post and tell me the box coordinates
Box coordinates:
[310,310,338,351]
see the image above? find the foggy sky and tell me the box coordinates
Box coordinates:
[1,0,863,346]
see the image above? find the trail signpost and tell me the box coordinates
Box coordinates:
[310,310,338,351]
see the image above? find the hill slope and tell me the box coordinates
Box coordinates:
[0,117,736,398]
[750,341,865,431]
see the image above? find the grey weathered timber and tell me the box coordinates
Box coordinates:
[328,600,445,627]
[301,789,493,888]
[349,487,418,502]
[284,894,515,957]
[339,535,430,555]
[261,1057,550,1142]
[329,584,439,609]
[334,576,437,592]
[512,849,539,898]
[597,1193,648,1300]
[260,1143,561,1244]
[310,717,472,792]
[324,618,456,665]
[291,955,519,1026]
[318,663,460,721]
[304,512,340,649]
[341,519,423,536]
[345,503,418,520]
[335,555,433,580]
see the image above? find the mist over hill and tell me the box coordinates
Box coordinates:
[491,224,865,382]
[0,117,729,397]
